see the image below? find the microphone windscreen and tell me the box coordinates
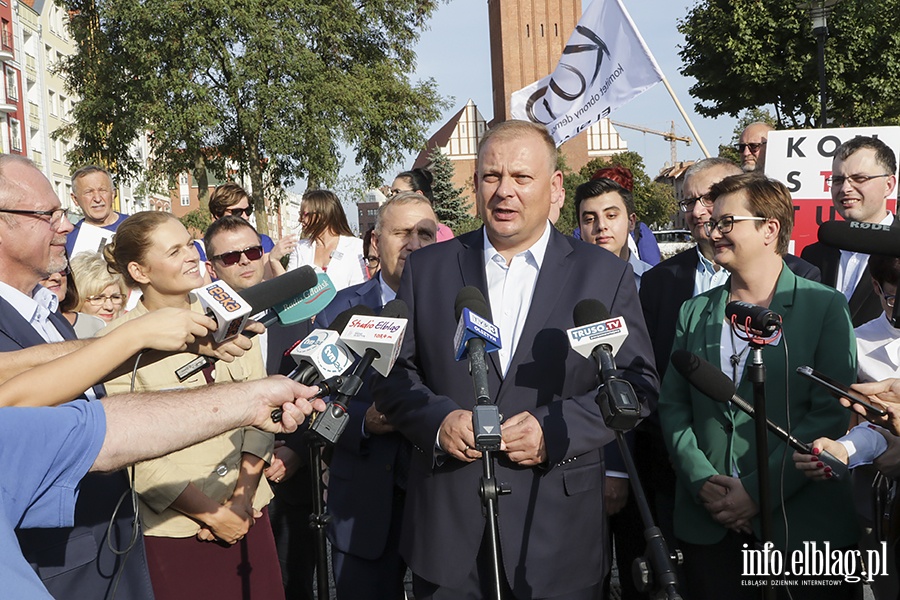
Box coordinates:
[670,350,735,404]
[382,299,409,320]
[818,221,900,256]
[573,299,611,327]
[454,286,491,321]
[240,265,318,312]
[330,305,375,333]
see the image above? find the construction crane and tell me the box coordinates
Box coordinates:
[609,120,692,166]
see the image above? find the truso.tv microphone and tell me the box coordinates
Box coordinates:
[176,266,320,382]
[453,286,503,450]
[567,299,641,430]
[306,300,409,444]
[670,350,849,480]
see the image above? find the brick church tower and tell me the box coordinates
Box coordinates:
[487,0,591,171]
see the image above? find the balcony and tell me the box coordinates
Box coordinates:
[0,48,12,63]
[0,102,16,114]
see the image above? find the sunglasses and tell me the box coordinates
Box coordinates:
[212,245,264,266]
[224,206,253,218]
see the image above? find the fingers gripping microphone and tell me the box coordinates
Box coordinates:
[177,266,320,381]
[287,305,367,387]
[670,350,849,480]
[308,300,409,444]
[453,287,503,451]
[568,299,641,430]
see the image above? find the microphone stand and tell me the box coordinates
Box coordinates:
[598,380,682,600]
[747,342,776,600]
[468,342,509,600]
[306,436,331,600]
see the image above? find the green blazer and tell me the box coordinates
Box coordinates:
[659,264,859,551]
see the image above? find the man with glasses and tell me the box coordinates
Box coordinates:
[736,122,775,173]
[802,136,898,326]
[638,160,819,582]
[204,214,319,599]
[64,164,128,256]
[315,192,437,600]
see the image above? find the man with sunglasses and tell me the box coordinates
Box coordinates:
[64,164,128,257]
[204,215,319,599]
[737,122,775,173]
[802,136,899,326]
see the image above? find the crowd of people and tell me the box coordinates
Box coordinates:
[3,117,900,600]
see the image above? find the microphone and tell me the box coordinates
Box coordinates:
[568,299,641,430]
[308,300,409,443]
[670,350,849,480]
[453,287,502,450]
[725,301,782,338]
[818,220,900,257]
[269,272,338,325]
[287,306,372,386]
[176,266,319,381]
[194,280,254,343]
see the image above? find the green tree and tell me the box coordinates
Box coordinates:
[561,152,676,232]
[56,0,448,234]
[179,209,213,240]
[427,147,478,234]
[678,0,900,128]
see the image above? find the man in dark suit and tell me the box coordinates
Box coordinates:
[0,155,155,600]
[374,120,658,599]
[801,135,898,327]
[204,215,317,600]
[316,191,438,600]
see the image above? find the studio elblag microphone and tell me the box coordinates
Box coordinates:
[176,266,319,381]
[306,299,409,444]
[453,287,502,450]
[670,350,849,480]
[567,299,641,430]
[818,219,900,327]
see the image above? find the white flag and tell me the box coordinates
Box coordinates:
[510,0,663,147]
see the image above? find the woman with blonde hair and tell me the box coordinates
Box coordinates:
[102,211,283,600]
[69,251,128,323]
[286,189,366,290]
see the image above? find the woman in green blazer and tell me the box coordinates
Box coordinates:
[659,174,859,599]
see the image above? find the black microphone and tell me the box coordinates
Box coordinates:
[670,350,849,480]
[453,287,503,450]
[818,220,900,257]
[725,301,781,338]
[571,299,642,430]
[176,266,319,381]
[307,299,409,443]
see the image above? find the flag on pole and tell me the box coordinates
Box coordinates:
[510,0,664,147]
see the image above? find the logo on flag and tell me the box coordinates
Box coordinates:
[510,0,663,146]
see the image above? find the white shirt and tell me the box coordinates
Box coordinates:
[836,212,895,300]
[286,235,367,292]
[628,252,652,291]
[855,313,900,383]
[378,273,396,306]
[483,222,552,376]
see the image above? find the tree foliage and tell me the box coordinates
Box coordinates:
[679,0,900,128]
[426,147,479,234]
[558,151,677,233]
[55,0,448,234]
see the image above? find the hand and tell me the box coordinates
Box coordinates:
[501,411,547,466]
[364,404,396,436]
[698,479,728,505]
[243,376,327,434]
[265,442,301,483]
[703,475,759,532]
[270,235,298,262]
[438,409,479,462]
[605,477,629,516]
[200,500,255,544]
[123,307,215,352]
[844,380,898,434]
[792,438,847,481]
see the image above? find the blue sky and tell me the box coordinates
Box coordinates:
[407,0,742,176]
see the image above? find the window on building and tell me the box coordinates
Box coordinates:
[1,20,11,50]
[179,173,188,185]
[9,119,21,152]
[5,67,16,100]
[53,138,61,162]
[59,95,67,119]
[48,90,56,116]
[180,194,190,207]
